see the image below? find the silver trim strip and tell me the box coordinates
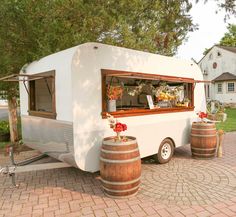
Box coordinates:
[103,184,140,193]
[101,148,139,154]
[100,156,140,163]
[191,134,216,137]
[191,147,216,151]
[191,128,216,131]
[101,177,140,185]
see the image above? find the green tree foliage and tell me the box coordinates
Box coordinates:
[0,0,195,82]
[196,0,236,19]
[203,47,212,56]
[0,0,195,142]
[215,0,236,18]
[220,24,236,46]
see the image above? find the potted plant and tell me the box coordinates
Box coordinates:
[216,106,227,122]
[0,121,10,142]
[106,85,123,112]
[100,114,141,198]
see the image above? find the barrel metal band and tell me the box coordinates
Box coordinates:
[101,177,140,185]
[192,123,215,127]
[191,128,216,131]
[192,152,215,156]
[191,147,216,151]
[100,156,140,163]
[103,140,137,146]
[101,148,139,154]
[191,134,216,137]
[102,184,140,193]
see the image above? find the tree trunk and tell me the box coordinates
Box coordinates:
[8,97,18,142]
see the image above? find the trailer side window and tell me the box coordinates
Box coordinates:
[28,71,56,119]
[101,69,194,118]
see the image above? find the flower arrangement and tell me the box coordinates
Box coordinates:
[197,112,208,122]
[127,82,146,96]
[107,85,123,100]
[107,113,127,141]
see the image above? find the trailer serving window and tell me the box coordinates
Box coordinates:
[28,71,56,119]
[101,69,194,118]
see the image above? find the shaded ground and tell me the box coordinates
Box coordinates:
[0,107,8,120]
[0,133,236,217]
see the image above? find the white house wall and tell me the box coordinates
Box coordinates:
[199,46,236,103]
[71,43,206,172]
[215,81,236,103]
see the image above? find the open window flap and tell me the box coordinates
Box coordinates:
[102,69,195,83]
[0,74,54,82]
[0,73,54,97]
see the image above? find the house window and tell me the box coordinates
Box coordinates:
[209,53,213,60]
[213,62,217,69]
[227,82,235,92]
[217,51,221,57]
[29,70,56,119]
[101,69,194,118]
[203,68,208,75]
[205,84,210,98]
[217,83,223,93]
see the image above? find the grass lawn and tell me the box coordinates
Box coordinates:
[216,108,236,132]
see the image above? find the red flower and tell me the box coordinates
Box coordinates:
[113,122,127,133]
[122,124,127,131]
[198,112,207,119]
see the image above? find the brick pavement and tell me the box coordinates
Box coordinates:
[0,132,236,217]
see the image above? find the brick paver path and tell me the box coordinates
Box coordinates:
[0,132,236,217]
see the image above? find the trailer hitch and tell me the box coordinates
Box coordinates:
[0,146,72,187]
[0,165,17,187]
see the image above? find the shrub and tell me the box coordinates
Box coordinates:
[0,121,10,135]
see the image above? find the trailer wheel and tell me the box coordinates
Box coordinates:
[155,138,174,164]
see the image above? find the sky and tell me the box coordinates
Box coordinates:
[176,0,236,62]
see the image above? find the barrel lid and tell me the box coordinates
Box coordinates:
[103,136,137,146]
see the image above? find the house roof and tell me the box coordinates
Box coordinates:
[198,45,236,64]
[216,45,236,54]
[212,72,236,82]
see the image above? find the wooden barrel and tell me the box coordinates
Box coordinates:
[190,122,217,159]
[100,136,141,198]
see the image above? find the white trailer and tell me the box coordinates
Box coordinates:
[2,43,206,172]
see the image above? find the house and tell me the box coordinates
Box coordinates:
[198,45,236,105]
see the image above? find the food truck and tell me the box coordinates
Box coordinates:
[1,43,206,172]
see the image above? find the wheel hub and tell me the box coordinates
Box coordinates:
[161,143,171,160]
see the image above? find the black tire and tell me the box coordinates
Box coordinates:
[155,138,174,164]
